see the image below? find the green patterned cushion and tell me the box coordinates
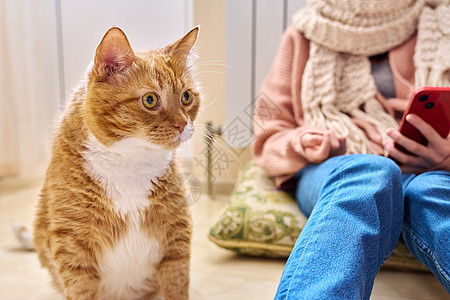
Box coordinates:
[209,161,306,257]
[208,160,429,271]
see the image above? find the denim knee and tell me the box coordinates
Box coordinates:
[402,171,450,292]
[404,171,448,201]
[403,171,450,225]
[281,155,405,299]
[327,155,404,247]
[331,154,402,190]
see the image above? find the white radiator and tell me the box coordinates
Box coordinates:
[223,0,306,149]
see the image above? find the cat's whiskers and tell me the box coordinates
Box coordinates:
[197,97,217,113]
[195,125,245,169]
[194,61,229,81]
[196,70,226,76]
[196,60,238,71]
[192,134,236,185]
[191,125,247,185]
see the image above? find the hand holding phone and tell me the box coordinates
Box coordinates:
[395,87,450,153]
[386,87,450,173]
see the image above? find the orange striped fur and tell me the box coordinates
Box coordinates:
[33,27,200,300]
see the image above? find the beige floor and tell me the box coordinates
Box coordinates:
[0,178,448,300]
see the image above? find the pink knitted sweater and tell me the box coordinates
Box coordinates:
[252,26,417,188]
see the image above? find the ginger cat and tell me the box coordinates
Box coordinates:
[33,26,200,300]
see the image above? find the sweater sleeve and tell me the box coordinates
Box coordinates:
[252,26,319,186]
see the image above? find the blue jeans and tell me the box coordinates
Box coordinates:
[274,154,450,299]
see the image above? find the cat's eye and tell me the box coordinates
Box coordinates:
[181,90,193,106]
[142,92,159,110]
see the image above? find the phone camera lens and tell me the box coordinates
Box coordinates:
[425,102,434,109]
[419,95,429,102]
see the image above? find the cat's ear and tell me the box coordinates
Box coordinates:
[94,27,135,80]
[167,26,199,63]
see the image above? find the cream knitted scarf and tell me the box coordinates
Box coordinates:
[293,0,450,154]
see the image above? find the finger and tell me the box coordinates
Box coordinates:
[314,132,331,160]
[305,133,331,163]
[337,134,346,143]
[405,114,443,145]
[386,128,395,137]
[329,132,340,151]
[329,132,346,156]
[386,127,427,157]
[337,135,347,155]
[399,165,414,174]
[338,138,347,155]
[302,134,323,147]
[384,140,413,165]
[399,164,425,175]
[385,140,428,173]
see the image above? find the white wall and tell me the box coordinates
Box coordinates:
[224,0,306,148]
[60,0,192,97]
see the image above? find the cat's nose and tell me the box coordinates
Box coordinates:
[174,121,187,133]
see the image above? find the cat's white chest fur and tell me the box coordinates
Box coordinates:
[83,133,173,214]
[83,134,172,299]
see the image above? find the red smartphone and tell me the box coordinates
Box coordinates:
[394,87,450,155]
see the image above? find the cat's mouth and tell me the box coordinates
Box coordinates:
[174,123,194,142]
[174,123,194,143]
